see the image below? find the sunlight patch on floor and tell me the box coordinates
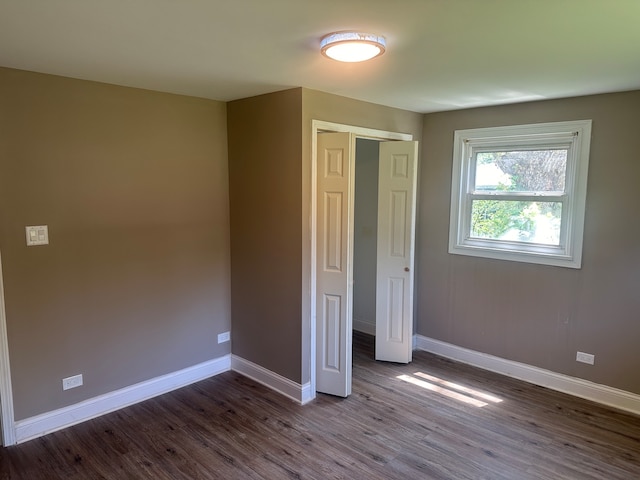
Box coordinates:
[414,372,503,403]
[396,372,503,407]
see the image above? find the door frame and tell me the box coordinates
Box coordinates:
[0,253,15,445]
[309,120,413,397]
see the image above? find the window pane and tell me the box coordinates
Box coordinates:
[475,150,567,193]
[471,200,562,245]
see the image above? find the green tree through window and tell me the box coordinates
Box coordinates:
[471,150,566,242]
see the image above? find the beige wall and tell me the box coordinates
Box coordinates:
[227,89,303,382]
[419,90,640,394]
[302,89,424,384]
[0,67,231,420]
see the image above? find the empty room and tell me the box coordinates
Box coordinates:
[0,1,639,478]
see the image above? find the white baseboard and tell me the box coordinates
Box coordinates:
[414,334,640,416]
[300,382,315,405]
[14,355,231,444]
[231,355,313,405]
[353,319,375,336]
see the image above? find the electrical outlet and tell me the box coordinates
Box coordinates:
[217,331,230,344]
[62,374,83,390]
[576,351,595,365]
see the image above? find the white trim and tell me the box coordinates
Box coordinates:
[300,382,314,405]
[353,319,376,336]
[232,355,312,405]
[313,120,413,142]
[448,120,592,269]
[309,121,318,402]
[309,120,413,397]
[14,355,231,444]
[415,335,640,416]
[0,253,16,446]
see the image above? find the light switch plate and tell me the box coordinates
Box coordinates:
[26,225,49,246]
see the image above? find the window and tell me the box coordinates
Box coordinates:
[449,120,592,268]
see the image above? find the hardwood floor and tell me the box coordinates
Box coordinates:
[2,332,639,479]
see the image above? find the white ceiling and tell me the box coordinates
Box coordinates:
[1,0,639,113]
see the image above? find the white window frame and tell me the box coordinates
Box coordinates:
[449,120,592,268]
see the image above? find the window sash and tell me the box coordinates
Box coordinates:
[471,148,570,195]
[467,193,566,201]
[462,143,572,249]
[461,196,568,247]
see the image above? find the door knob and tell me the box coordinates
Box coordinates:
[404,267,410,272]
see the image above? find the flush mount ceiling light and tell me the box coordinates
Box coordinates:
[320,31,386,62]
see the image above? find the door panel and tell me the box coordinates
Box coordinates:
[323,294,341,371]
[316,132,354,397]
[390,191,408,256]
[324,192,344,271]
[386,276,405,342]
[376,141,418,363]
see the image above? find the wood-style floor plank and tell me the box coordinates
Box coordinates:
[1,332,639,479]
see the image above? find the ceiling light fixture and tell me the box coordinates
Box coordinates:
[320,31,386,63]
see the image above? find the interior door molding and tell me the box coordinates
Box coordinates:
[309,120,413,398]
[0,253,16,445]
